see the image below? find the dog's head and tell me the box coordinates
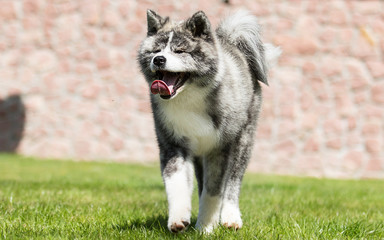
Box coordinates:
[138,10,218,100]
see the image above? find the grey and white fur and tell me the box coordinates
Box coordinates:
[137,10,281,233]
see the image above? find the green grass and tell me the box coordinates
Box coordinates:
[0,154,383,239]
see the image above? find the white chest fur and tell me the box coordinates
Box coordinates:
[158,90,219,156]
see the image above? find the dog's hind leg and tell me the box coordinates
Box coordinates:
[161,153,194,233]
[220,120,257,230]
[220,156,248,230]
[195,151,229,233]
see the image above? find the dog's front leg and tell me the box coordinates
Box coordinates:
[161,154,194,233]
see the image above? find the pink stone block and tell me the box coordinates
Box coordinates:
[365,139,382,154]
[274,35,318,55]
[296,155,323,176]
[365,157,383,171]
[362,121,382,137]
[351,76,370,91]
[371,82,384,104]
[111,139,124,151]
[118,2,135,18]
[103,10,121,28]
[343,151,365,172]
[301,112,318,131]
[279,104,296,120]
[327,8,348,26]
[26,50,58,73]
[346,133,363,149]
[300,91,316,111]
[319,28,337,45]
[347,116,357,131]
[323,118,345,136]
[0,2,17,20]
[126,19,144,35]
[334,94,356,117]
[352,1,382,15]
[303,138,320,153]
[137,100,152,113]
[113,33,127,46]
[2,50,21,67]
[353,91,368,104]
[320,58,343,77]
[367,61,384,79]
[83,29,97,45]
[326,138,343,150]
[277,120,297,137]
[275,139,296,157]
[82,85,101,99]
[351,34,377,58]
[81,3,100,25]
[23,0,42,14]
[97,58,111,70]
[363,105,384,119]
[73,140,92,159]
[257,125,272,139]
[302,61,317,75]
[308,77,328,100]
[248,3,271,16]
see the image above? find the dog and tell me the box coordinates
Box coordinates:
[137,10,280,233]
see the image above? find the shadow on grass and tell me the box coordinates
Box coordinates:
[112,215,198,233]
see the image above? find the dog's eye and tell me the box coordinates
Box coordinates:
[174,50,184,54]
[153,49,161,53]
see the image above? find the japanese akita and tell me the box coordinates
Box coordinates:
[138,10,280,233]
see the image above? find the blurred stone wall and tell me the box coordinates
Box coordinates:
[0,0,383,178]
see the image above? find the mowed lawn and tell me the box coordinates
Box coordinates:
[0,154,383,239]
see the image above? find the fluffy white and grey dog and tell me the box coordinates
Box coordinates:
[138,10,280,233]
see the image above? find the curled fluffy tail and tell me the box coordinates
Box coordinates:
[217,11,281,85]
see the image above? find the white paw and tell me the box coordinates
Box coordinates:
[168,218,190,233]
[220,203,243,230]
[195,221,216,234]
[222,221,242,230]
[195,192,221,233]
[167,203,191,233]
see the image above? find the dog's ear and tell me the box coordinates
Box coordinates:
[186,11,212,40]
[147,10,169,36]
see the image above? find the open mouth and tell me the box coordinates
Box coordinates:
[151,71,189,99]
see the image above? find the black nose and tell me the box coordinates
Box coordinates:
[153,56,166,67]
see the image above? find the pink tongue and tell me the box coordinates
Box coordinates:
[151,80,172,96]
[150,72,178,97]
